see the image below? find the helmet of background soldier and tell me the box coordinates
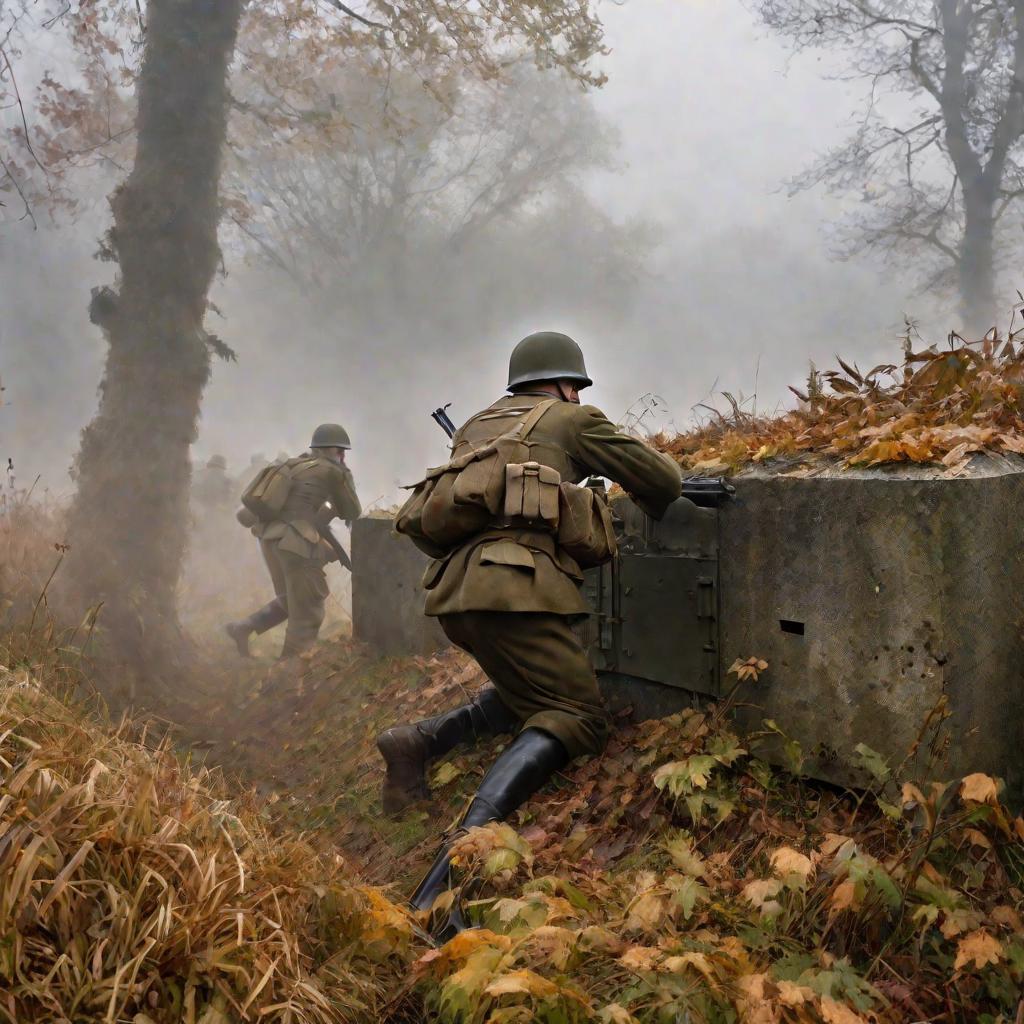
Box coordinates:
[310,423,352,450]
[206,454,228,471]
[507,331,592,391]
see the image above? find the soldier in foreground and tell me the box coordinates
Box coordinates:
[226,424,361,659]
[379,331,681,927]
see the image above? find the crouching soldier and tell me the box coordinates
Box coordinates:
[378,331,681,927]
[226,424,361,659]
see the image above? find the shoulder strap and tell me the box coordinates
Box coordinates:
[516,398,559,441]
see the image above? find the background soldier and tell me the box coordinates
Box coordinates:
[226,424,361,659]
[192,454,234,511]
[379,331,682,927]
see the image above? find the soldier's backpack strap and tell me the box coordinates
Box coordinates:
[515,398,559,440]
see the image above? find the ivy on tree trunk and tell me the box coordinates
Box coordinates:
[67,0,244,675]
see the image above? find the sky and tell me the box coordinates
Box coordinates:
[1,0,958,506]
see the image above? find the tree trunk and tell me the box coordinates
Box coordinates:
[959,182,998,338]
[66,0,244,677]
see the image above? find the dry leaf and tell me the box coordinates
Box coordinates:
[954,930,1004,970]
[820,998,867,1024]
[960,773,999,804]
[769,846,814,882]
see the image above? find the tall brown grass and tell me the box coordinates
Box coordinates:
[0,668,414,1023]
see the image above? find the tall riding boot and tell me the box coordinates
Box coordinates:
[410,728,569,929]
[225,597,288,657]
[377,688,519,815]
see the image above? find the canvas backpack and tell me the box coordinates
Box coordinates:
[240,456,318,523]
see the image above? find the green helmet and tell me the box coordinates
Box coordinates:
[310,423,352,450]
[206,454,228,471]
[507,331,592,391]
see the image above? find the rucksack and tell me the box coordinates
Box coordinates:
[240,457,317,522]
[395,400,558,556]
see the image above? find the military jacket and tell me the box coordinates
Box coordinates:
[257,452,361,560]
[423,393,681,616]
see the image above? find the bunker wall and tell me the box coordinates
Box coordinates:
[351,517,447,656]
[719,465,1024,796]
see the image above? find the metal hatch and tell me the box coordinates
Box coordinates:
[577,495,721,697]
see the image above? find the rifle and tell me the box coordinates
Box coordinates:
[318,523,353,572]
[681,477,735,508]
[431,403,457,439]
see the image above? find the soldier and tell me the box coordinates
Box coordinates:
[378,331,682,926]
[192,454,234,510]
[226,424,361,659]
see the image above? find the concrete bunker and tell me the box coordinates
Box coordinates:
[352,457,1024,797]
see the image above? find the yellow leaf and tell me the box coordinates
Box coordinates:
[777,980,815,1006]
[829,879,857,915]
[484,969,561,999]
[954,929,1004,970]
[818,833,853,859]
[964,828,991,849]
[960,773,999,804]
[625,891,667,933]
[769,846,814,882]
[598,1005,639,1024]
[523,926,576,971]
[741,878,782,914]
[618,945,661,971]
[820,998,867,1023]
[661,951,716,983]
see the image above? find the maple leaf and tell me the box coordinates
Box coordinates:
[624,891,667,933]
[954,930,1004,970]
[960,773,1000,804]
[483,969,563,999]
[728,656,769,682]
[662,951,717,983]
[665,833,706,876]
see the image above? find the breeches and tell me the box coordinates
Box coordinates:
[260,539,329,656]
[438,610,610,760]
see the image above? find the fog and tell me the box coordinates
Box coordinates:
[2,0,955,508]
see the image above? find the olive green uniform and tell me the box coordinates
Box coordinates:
[253,453,361,656]
[423,393,681,759]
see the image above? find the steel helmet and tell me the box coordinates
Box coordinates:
[507,331,592,390]
[206,454,228,470]
[310,423,352,450]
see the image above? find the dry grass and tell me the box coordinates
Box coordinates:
[0,668,415,1024]
[657,321,1024,476]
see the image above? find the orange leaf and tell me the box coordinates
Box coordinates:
[954,930,1004,970]
[960,773,999,804]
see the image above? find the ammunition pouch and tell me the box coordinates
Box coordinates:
[556,481,617,569]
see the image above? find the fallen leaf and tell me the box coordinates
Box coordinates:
[960,773,999,804]
[769,846,814,882]
[954,929,1004,970]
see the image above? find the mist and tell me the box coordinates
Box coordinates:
[2,0,965,510]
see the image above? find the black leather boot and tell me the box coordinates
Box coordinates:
[225,597,288,657]
[409,728,569,928]
[377,689,518,815]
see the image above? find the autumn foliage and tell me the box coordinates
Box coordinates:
[657,321,1024,477]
